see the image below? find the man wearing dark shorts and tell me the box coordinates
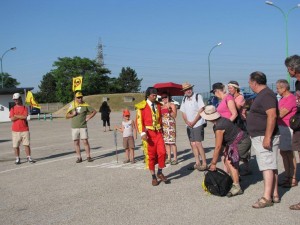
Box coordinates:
[180,82,207,171]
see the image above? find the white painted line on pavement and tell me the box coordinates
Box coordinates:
[86,161,173,170]
[0,146,121,174]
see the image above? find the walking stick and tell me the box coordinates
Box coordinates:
[113,129,119,163]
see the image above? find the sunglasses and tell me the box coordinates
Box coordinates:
[161,96,168,99]
[76,97,83,99]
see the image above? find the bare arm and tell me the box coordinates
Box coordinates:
[169,103,177,118]
[132,120,137,139]
[66,111,77,119]
[209,130,224,171]
[114,124,124,133]
[278,107,290,119]
[227,99,238,121]
[11,114,27,121]
[181,112,190,126]
[86,110,97,122]
[263,108,277,149]
[191,107,204,127]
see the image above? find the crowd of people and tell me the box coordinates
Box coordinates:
[132,55,300,210]
[8,55,300,210]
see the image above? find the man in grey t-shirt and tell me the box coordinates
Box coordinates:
[247,72,280,209]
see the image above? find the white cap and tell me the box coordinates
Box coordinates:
[12,93,21,100]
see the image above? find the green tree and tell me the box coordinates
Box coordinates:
[35,73,57,103]
[1,73,20,88]
[50,57,111,103]
[117,67,142,93]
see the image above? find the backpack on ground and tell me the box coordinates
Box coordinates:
[202,168,233,197]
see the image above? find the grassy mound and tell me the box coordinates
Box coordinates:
[53,93,145,117]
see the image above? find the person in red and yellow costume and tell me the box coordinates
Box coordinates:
[135,87,169,186]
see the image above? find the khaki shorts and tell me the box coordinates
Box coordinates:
[72,128,88,140]
[123,136,135,149]
[251,135,279,171]
[12,131,30,148]
[279,125,293,151]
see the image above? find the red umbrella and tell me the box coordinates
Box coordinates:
[153,82,184,96]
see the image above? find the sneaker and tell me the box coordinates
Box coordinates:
[227,183,243,197]
[15,158,21,165]
[27,158,36,164]
[87,157,93,162]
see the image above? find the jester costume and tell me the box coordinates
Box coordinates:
[135,100,166,170]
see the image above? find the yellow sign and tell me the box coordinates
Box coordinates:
[72,76,82,92]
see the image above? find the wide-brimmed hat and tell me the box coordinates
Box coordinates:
[210,82,224,93]
[182,82,194,91]
[75,92,83,98]
[200,105,220,121]
[123,109,130,116]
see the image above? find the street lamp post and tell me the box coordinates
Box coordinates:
[208,42,222,95]
[265,1,300,83]
[1,47,17,88]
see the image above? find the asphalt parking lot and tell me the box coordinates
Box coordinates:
[0,112,300,225]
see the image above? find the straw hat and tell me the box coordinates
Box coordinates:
[200,105,221,121]
[182,82,194,91]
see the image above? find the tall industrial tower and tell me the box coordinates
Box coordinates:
[96,38,104,66]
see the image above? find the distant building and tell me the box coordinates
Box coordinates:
[0,87,34,122]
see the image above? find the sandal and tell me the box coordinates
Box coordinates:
[282,177,298,188]
[289,202,300,210]
[252,197,274,209]
[123,159,130,164]
[165,159,171,164]
[272,195,281,203]
[170,160,178,165]
[198,164,208,171]
[76,158,82,163]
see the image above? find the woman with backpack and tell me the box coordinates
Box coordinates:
[201,105,251,197]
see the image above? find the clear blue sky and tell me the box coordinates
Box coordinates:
[1,0,300,94]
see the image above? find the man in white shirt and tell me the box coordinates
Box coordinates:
[180,82,207,171]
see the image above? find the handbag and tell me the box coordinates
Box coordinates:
[289,112,300,131]
[202,168,233,196]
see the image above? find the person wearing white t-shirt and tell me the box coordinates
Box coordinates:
[180,82,207,171]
